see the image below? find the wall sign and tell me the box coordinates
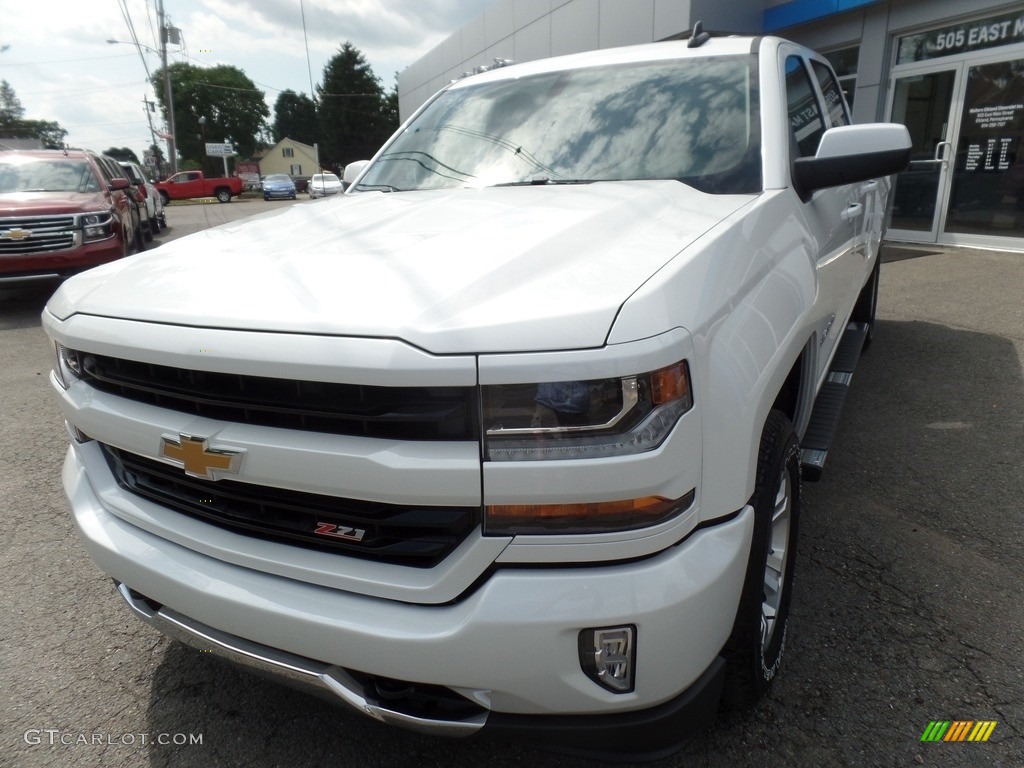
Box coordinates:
[897,11,1024,64]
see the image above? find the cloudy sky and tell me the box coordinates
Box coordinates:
[0,0,495,161]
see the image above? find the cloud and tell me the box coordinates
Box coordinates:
[1,0,492,160]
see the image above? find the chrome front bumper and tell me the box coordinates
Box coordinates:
[115,582,488,737]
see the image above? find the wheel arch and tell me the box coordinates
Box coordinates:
[771,335,817,442]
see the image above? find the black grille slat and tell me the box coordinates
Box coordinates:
[75,352,477,440]
[103,445,479,567]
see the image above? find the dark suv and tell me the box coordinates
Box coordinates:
[0,149,144,283]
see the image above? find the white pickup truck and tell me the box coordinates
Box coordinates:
[44,32,909,760]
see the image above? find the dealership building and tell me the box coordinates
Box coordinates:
[398,0,1024,250]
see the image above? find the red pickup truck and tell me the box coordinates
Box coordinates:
[154,171,244,204]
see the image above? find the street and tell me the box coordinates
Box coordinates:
[1,202,1022,768]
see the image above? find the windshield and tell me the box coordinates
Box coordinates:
[356,55,760,195]
[0,158,100,194]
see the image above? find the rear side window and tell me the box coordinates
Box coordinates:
[811,60,850,127]
[785,56,825,158]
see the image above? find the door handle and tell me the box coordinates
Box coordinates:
[859,180,879,194]
[933,140,951,162]
[841,203,864,221]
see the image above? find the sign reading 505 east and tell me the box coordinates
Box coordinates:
[898,12,1024,64]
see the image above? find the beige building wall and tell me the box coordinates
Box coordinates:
[258,138,318,178]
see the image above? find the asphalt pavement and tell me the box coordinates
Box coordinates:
[1,205,1021,768]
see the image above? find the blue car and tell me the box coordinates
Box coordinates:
[262,174,296,200]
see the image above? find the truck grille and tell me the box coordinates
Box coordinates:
[74,351,477,440]
[102,444,480,568]
[0,215,77,254]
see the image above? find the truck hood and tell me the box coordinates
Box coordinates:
[0,191,109,216]
[48,182,751,354]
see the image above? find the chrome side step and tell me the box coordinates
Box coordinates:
[801,322,869,481]
[115,582,488,737]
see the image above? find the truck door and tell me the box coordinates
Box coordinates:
[785,53,861,374]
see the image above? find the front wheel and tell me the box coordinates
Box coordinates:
[216,188,232,203]
[158,190,169,207]
[721,410,801,709]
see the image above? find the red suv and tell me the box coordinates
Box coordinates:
[0,149,144,283]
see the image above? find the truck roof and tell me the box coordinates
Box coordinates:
[447,34,765,92]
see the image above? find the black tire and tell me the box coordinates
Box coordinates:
[127,205,145,255]
[852,256,880,349]
[263,194,270,201]
[158,190,169,207]
[216,188,231,203]
[721,409,801,709]
[142,220,154,242]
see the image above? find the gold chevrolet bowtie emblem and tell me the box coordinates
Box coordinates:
[2,228,32,241]
[159,434,243,480]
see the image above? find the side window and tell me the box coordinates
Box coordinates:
[785,55,825,158]
[823,46,858,110]
[92,157,114,185]
[811,60,850,127]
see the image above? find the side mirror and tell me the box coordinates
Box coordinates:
[343,160,369,189]
[109,178,130,191]
[793,123,912,202]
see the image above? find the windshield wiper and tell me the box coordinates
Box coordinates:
[492,178,594,187]
[353,183,404,193]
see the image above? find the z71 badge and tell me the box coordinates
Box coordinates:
[314,522,367,542]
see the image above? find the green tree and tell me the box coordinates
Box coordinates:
[272,90,317,145]
[104,147,141,163]
[317,42,387,169]
[379,77,399,146]
[0,79,24,129]
[0,79,67,148]
[152,63,269,173]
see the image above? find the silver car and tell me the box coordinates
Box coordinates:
[119,161,165,236]
[308,172,343,198]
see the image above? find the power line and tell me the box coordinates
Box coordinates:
[117,0,153,84]
[14,81,147,97]
[0,53,140,66]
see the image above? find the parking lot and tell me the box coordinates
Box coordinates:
[2,199,1022,767]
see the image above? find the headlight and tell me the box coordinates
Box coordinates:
[82,211,113,241]
[52,342,84,389]
[482,360,692,461]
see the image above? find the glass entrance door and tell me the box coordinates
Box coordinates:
[887,48,1024,248]
[944,57,1024,240]
[888,69,957,241]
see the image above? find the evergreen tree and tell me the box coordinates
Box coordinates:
[272,90,317,146]
[317,42,386,168]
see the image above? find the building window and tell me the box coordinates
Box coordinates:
[282,147,294,158]
[290,164,302,176]
[823,46,859,109]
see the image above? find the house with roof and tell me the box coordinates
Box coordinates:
[257,137,319,182]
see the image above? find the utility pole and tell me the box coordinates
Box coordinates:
[142,96,162,177]
[158,0,178,174]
